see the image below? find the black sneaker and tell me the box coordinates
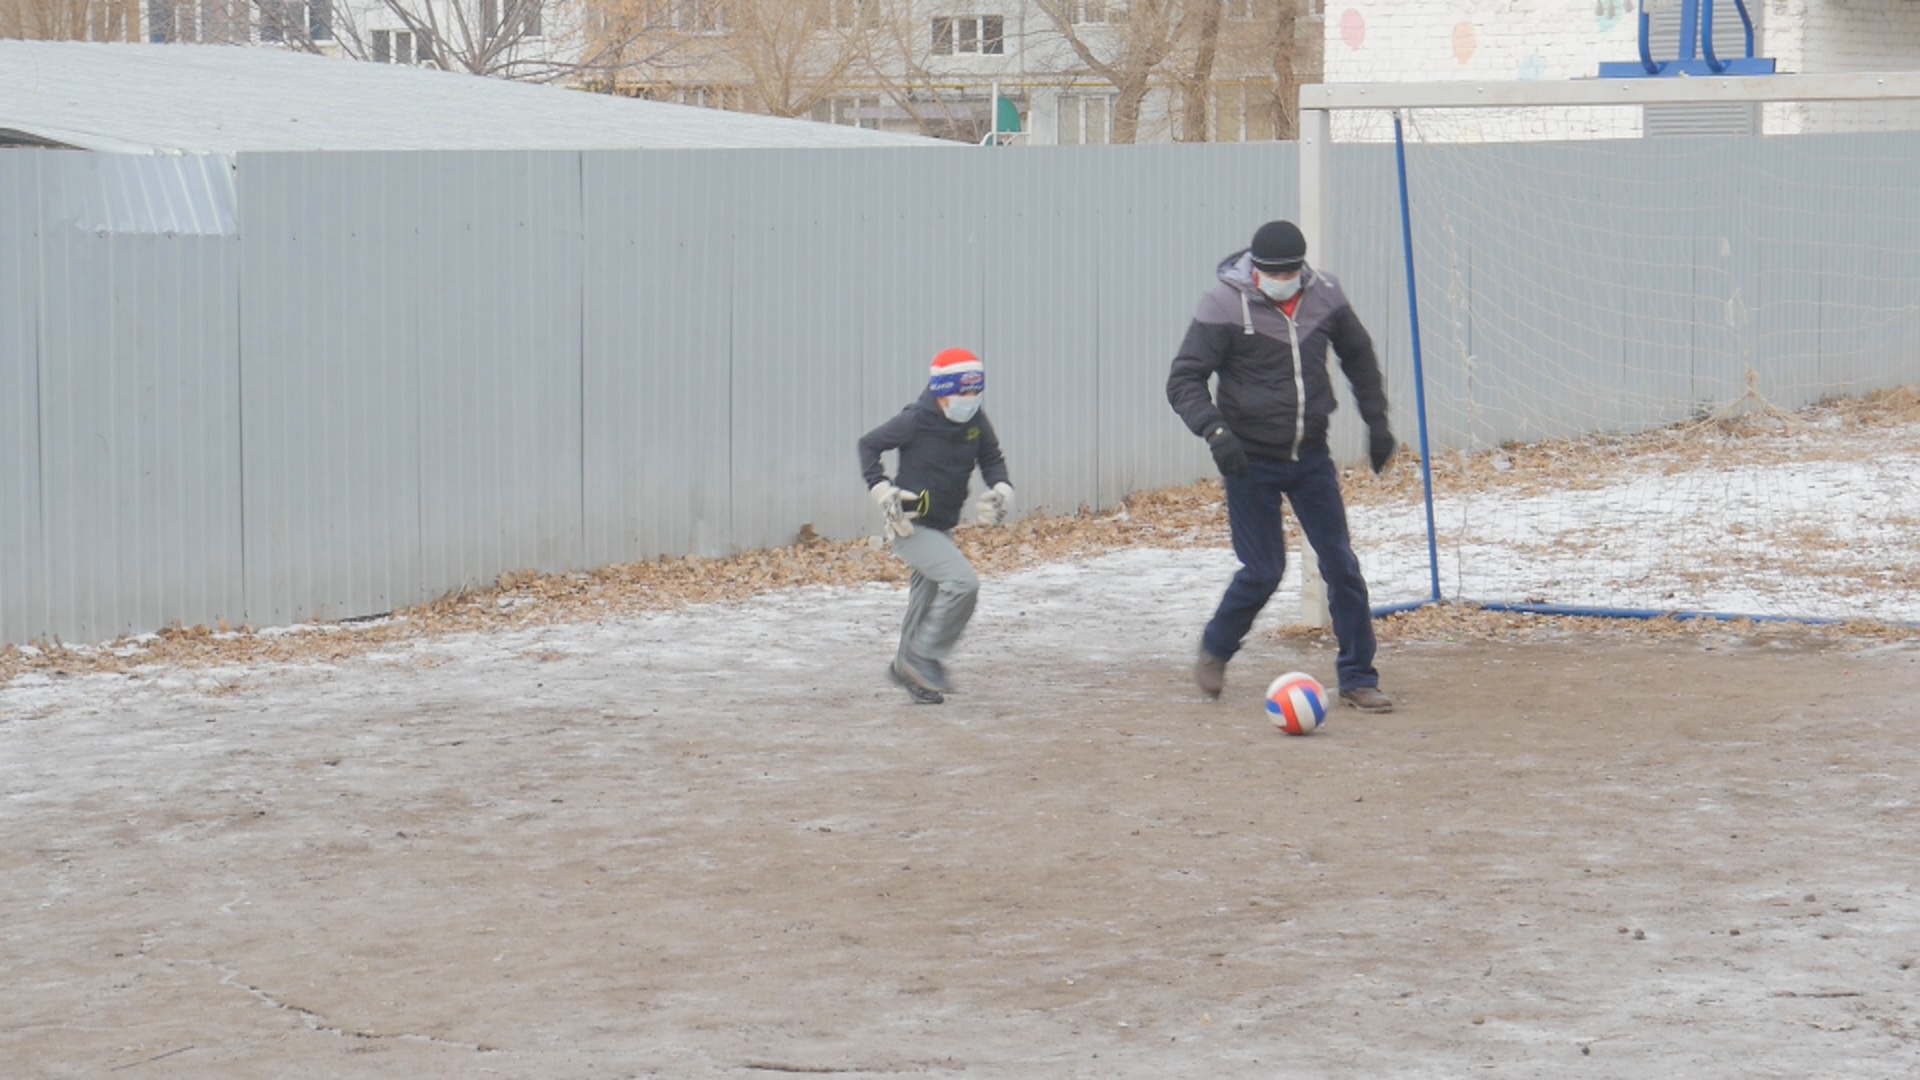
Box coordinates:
[888,662,945,705]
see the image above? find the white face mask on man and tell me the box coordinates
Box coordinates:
[940,393,982,423]
[1255,269,1302,304]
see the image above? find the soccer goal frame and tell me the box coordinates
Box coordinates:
[1294,71,1920,629]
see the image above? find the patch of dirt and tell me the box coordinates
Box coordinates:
[6,621,1919,1076]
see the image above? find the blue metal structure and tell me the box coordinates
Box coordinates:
[1598,0,1776,78]
[1390,112,1442,616]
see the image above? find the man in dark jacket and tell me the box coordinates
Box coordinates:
[1167,220,1396,712]
[859,348,1015,705]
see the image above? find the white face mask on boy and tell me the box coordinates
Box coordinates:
[941,393,982,423]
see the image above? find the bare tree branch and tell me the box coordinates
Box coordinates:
[1181,0,1223,141]
[1028,0,1198,143]
[0,0,138,40]
[854,0,995,140]
[728,0,866,118]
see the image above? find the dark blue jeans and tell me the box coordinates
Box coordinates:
[1202,450,1379,693]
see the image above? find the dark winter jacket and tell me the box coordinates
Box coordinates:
[1167,250,1390,461]
[858,391,1011,532]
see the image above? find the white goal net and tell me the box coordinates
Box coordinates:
[1303,73,1920,626]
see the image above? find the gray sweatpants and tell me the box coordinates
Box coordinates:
[891,526,980,670]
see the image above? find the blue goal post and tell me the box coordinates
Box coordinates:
[1294,71,1920,628]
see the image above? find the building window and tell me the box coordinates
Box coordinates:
[667,85,745,111]
[831,0,875,30]
[371,28,412,62]
[1213,83,1277,142]
[812,96,882,129]
[257,0,285,41]
[178,0,245,44]
[254,0,328,42]
[1057,92,1112,145]
[1065,0,1124,24]
[521,0,542,37]
[146,0,175,41]
[154,0,289,40]
[671,0,726,33]
[932,15,1003,56]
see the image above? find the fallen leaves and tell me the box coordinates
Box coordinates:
[6,389,1919,689]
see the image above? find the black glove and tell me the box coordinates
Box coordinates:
[1206,425,1249,477]
[1368,426,1398,475]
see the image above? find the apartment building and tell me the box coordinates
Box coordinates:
[593,0,1325,144]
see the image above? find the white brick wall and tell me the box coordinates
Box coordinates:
[1324,0,1644,85]
[1767,0,1920,131]
[1322,0,1646,140]
[1324,0,1920,138]
[1774,0,1920,73]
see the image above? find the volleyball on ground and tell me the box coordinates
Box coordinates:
[1265,672,1327,735]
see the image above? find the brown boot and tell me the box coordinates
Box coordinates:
[1194,646,1227,700]
[1339,686,1393,713]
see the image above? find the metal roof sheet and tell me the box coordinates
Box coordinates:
[0,41,947,153]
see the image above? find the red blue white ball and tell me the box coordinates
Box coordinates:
[1265,672,1328,735]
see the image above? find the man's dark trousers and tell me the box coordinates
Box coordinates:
[1200,450,1380,693]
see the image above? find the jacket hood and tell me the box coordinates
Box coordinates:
[1217,249,1316,295]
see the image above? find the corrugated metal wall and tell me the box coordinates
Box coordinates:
[5,136,1920,645]
[2,154,243,644]
[239,152,427,626]
[1332,132,1920,458]
[571,143,1289,567]
[580,150,734,565]
[0,157,41,645]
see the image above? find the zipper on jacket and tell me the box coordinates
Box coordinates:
[1284,311,1305,458]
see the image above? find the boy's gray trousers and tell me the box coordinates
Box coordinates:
[890,526,979,670]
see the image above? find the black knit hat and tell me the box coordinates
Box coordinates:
[1249,220,1307,273]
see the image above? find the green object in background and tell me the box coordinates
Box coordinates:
[995,96,1022,135]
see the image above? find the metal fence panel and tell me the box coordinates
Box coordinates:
[237,152,425,626]
[580,151,738,563]
[9,134,1920,646]
[1764,134,1920,395]
[1347,134,1920,460]
[729,149,982,550]
[1087,143,1301,507]
[1329,143,1410,463]
[845,152,993,528]
[415,151,586,587]
[0,157,45,644]
[29,153,243,642]
[978,149,1106,522]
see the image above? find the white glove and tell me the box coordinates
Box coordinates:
[870,481,916,539]
[975,482,1015,526]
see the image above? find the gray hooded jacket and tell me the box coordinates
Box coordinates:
[1167,250,1389,461]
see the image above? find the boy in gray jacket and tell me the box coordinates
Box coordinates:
[858,348,1015,705]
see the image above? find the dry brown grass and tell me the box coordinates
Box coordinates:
[6,391,1919,688]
